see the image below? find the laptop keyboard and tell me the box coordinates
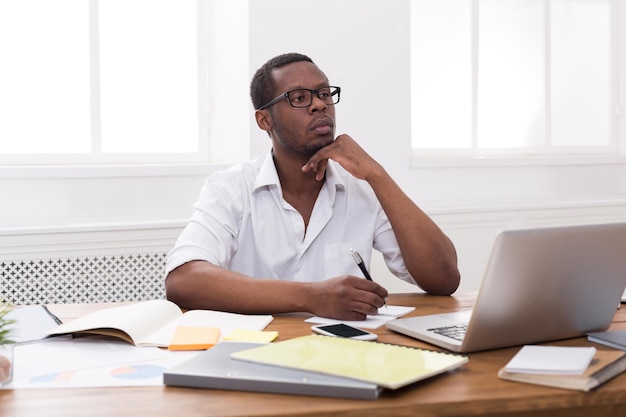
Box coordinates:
[428,324,467,342]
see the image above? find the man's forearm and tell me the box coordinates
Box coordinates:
[165,260,311,314]
[367,169,460,295]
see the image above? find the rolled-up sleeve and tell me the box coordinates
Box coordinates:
[165,172,243,274]
[373,208,416,285]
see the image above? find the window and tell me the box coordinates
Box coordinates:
[0,0,209,165]
[411,0,617,157]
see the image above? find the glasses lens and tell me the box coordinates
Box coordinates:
[317,87,335,105]
[285,87,340,108]
[325,87,340,105]
[287,89,313,108]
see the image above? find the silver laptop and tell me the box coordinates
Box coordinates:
[386,222,626,353]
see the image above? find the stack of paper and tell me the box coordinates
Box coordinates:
[503,345,596,375]
[498,345,626,392]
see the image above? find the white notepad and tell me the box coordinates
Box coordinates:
[504,345,597,375]
[305,305,415,329]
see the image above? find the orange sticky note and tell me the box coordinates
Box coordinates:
[168,326,220,351]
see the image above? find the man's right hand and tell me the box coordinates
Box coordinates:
[306,275,388,321]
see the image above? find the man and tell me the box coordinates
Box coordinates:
[165,53,459,320]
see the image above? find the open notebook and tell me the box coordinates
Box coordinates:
[387,222,626,353]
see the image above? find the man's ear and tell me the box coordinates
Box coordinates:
[254,109,272,133]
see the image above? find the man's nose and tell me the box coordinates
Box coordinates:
[308,94,327,113]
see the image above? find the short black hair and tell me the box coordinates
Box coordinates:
[250,53,314,110]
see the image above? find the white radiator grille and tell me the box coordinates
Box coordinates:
[0,253,167,304]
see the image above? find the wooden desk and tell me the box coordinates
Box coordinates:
[3,292,626,417]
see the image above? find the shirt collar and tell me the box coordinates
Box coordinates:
[253,152,281,191]
[253,151,346,200]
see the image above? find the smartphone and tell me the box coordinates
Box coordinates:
[311,323,378,341]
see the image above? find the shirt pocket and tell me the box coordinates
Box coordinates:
[323,242,371,278]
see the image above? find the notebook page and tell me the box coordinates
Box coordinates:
[305,306,415,329]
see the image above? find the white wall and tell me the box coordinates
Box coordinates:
[247,0,626,292]
[1,0,625,293]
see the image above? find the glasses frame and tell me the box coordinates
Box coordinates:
[256,86,341,111]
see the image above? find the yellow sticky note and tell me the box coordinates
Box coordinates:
[168,326,220,351]
[223,329,278,343]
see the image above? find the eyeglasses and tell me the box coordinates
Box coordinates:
[257,86,341,110]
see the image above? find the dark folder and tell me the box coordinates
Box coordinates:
[163,341,381,400]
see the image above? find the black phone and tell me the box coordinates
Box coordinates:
[311,323,378,341]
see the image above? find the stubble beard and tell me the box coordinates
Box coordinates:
[274,125,334,160]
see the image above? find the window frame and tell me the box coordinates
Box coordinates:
[409,0,624,168]
[1,0,210,167]
[0,0,250,175]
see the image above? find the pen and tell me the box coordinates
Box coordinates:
[42,304,62,324]
[350,248,386,308]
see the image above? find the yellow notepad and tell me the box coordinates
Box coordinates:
[223,329,279,343]
[168,326,220,351]
[231,334,468,389]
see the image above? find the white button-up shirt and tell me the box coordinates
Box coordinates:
[166,152,415,284]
